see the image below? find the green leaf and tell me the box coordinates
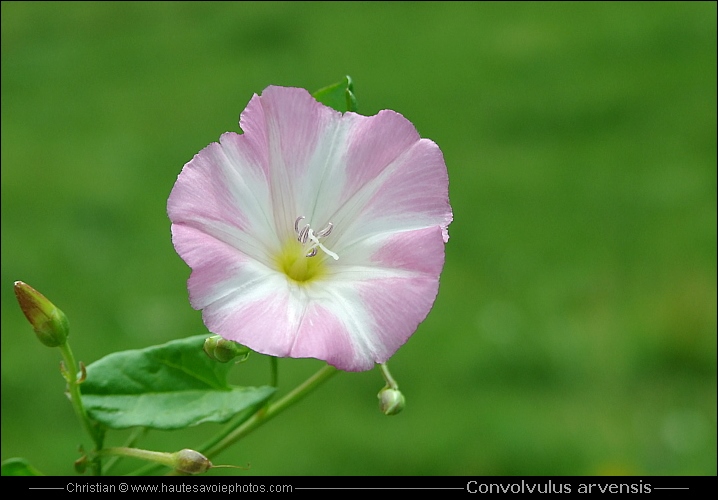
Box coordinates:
[81,335,275,430]
[312,75,358,113]
[1,458,44,476]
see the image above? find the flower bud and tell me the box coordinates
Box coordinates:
[378,387,405,416]
[172,449,213,475]
[14,281,69,347]
[203,335,250,363]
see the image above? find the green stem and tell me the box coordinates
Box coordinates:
[103,428,147,475]
[96,447,174,468]
[195,406,258,455]
[204,364,338,458]
[59,341,103,475]
[129,363,339,475]
[379,362,399,389]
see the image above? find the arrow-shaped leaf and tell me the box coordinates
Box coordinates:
[81,335,275,430]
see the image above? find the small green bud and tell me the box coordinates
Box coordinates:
[172,449,213,475]
[378,387,405,416]
[14,281,69,347]
[203,335,250,363]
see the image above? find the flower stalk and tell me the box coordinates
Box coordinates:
[203,363,338,458]
[97,447,213,475]
[59,341,105,474]
[130,363,338,475]
[379,362,399,389]
[378,363,405,416]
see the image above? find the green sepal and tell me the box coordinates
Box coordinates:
[81,335,275,430]
[313,75,358,113]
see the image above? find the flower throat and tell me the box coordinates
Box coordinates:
[277,216,338,283]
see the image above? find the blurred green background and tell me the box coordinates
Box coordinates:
[2,2,715,476]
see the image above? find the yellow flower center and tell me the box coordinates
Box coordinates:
[276,216,339,283]
[277,239,327,283]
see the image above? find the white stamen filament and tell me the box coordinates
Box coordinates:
[294,216,339,260]
[307,229,339,260]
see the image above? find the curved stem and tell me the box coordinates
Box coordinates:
[129,363,339,475]
[59,341,103,475]
[203,364,338,458]
[379,362,399,389]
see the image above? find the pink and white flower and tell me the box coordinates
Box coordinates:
[168,86,452,371]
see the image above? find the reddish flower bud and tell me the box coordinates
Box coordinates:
[14,281,69,347]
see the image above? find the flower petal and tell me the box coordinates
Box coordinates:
[315,110,452,255]
[168,85,452,371]
[170,224,269,310]
[168,133,280,267]
[249,86,350,240]
[320,225,447,368]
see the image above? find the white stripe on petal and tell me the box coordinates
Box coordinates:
[168,86,451,371]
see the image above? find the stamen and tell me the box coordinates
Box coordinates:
[298,226,309,245]
[293,216,339,260]
[307,229,339,260]
[316,222,333,238]
[294,216,305,234]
